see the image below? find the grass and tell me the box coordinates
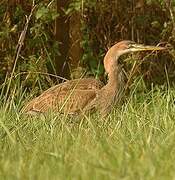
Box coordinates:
[0,83,175,180]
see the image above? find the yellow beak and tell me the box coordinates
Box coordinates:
[130,44,166,52]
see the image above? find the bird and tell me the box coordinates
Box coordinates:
[22,40,166,116]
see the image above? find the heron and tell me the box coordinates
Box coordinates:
[22,40,166,116]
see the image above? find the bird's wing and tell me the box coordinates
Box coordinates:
[34,78,103,96]
[22,78,102,114]
[23,88,97,114]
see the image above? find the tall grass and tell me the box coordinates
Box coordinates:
[0,80,175,180]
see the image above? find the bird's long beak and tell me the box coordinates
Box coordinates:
[130,43,166,52]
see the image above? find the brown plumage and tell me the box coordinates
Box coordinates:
[23,40,166,116]
[23,78,104,115]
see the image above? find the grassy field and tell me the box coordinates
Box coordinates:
[0,83,175,180]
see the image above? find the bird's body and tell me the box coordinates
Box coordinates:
[23,78,104,115]
[23,40,165,116]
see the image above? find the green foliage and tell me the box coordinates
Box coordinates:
[81,24,104,78]
[35,4,59,22]
[0,1,59,94]
[0,0,175,94]
[66,0,97,15]
[79,0,175,86]
[1,85,175,179]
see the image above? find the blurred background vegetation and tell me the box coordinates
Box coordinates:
[0,0,175,96]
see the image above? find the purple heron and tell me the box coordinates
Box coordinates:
[23,40,165,116]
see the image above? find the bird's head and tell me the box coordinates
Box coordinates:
[104,40,166,74]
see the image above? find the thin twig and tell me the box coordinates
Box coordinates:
[47,0,55,8]
[15,71,68,81]
[0,71,72,89]
[5,3,37,101]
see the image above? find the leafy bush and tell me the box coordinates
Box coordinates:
[0,0,175,96]
[0,0,58,94]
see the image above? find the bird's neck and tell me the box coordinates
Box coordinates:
[107,66,119,90]
[102,54,125,105]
